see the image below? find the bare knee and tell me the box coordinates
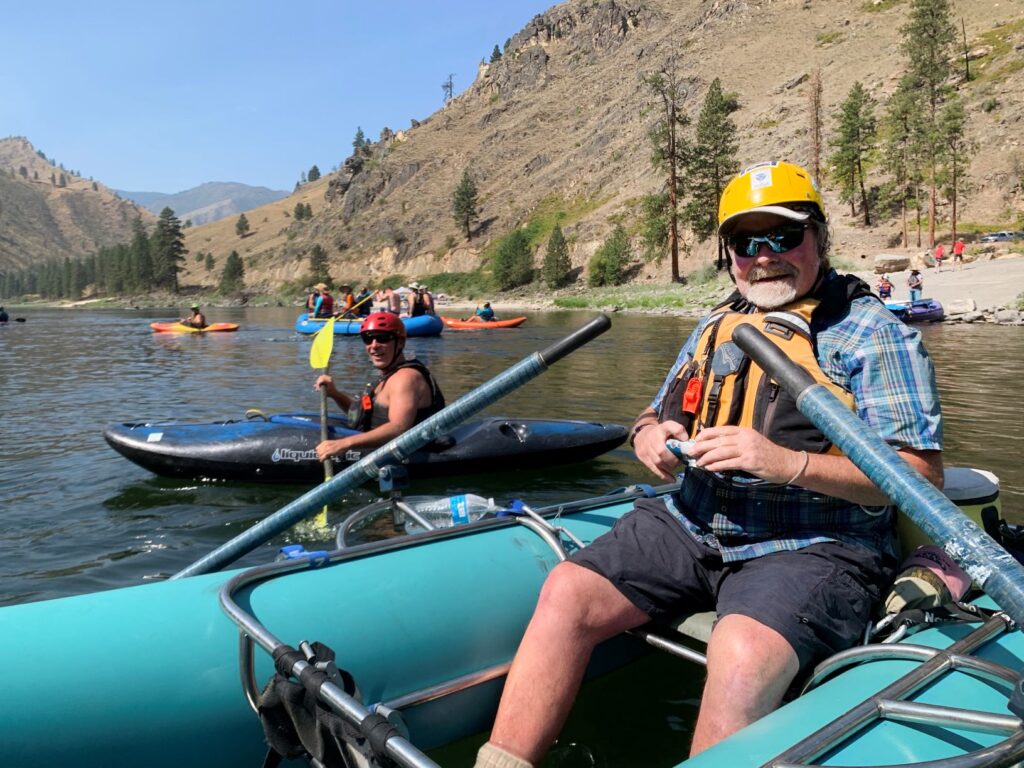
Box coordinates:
[533,562,644,640]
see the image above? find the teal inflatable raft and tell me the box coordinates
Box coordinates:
[0,470,1021,768]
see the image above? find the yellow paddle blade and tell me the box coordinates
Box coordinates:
[309,318,336,369]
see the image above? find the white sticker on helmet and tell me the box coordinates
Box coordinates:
[750,168,773,190]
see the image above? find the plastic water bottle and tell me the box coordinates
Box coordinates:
[402,494,497,534]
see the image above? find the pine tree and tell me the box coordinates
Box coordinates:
[829,82,877,225]
[452,170,479,239]
[151,207,187,292]
[542,224,571,288]
[353,127,367,152]
[490,44,502,63]
[808,68,825,180]
[901,0,957,246]
[640,192,670,262]
[130,218,153,290]
[937,95,972,242]
[643,53,690,282]
[309,244,329,284]
[205,253,216,272]
[308,164,321,182]
[491,229,533,290]
[235,213,250,238]
[880,77,926,247]
[684,78,739,270]
[219,250,245,293]
[18,166,27,178]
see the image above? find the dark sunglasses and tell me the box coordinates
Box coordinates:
[727,223,810,258]
[360,332,396,345]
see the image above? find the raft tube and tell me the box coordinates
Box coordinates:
[295,313,444,337]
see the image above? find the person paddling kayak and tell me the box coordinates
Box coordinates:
[180,304,207,329]
[314,312,445,462]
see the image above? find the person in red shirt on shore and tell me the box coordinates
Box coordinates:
[952,238,965,271]
[934,243,945,272]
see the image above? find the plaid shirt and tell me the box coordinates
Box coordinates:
[651,270,942,562]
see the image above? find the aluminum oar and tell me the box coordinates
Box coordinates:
[174,314,612,578]
[732,322,1024,627]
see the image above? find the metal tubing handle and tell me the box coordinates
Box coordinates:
[732,323,1024,628]
[174,314,612,578]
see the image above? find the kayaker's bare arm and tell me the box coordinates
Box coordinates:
[315,369,430,460]
[314,375,353,412]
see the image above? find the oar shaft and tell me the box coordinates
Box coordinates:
[174,315,611,578]
[732,323,1024,627]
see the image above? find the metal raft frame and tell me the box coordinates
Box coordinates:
[764,613,1024,768]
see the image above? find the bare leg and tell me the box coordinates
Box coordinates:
[485,562,648,765]
[690,614,799,756]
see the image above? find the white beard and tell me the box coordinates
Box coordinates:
[745,276,800,309]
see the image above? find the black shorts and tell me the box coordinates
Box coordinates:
[570,497,894,676]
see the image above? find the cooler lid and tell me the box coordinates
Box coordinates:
[942,467,999,503]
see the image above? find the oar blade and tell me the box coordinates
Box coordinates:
[309,318,336,369]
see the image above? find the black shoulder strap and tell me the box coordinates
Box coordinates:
[809,272,880,327]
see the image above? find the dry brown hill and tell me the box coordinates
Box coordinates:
[177,0,1024,294]
[0,137,153,271]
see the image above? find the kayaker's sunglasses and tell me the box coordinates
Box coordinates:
[727,223,810,258]
[360,332,397,345]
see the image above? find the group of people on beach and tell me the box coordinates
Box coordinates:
[310,159,946,766]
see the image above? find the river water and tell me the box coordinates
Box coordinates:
[1,307,1021,762]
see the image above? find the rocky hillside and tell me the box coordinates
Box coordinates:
[117,181,290,226]
[0,137,152,271]
[9,0,1024,293]
[178,0,1024,293]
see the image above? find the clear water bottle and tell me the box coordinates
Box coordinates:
[402,494,498,534]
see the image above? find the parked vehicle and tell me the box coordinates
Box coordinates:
[979,230,1020,243]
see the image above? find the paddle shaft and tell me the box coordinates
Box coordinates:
[732,323,1024,626]
[174,315,612,578]
[319,364,334,481]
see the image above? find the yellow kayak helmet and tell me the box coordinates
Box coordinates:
[718,161,825,234]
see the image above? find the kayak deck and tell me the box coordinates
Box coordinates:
[441,316,527,329]
[150,321,240,333]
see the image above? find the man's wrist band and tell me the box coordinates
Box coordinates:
[784,450,809,486]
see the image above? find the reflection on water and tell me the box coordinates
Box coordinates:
[0,308,1020,604]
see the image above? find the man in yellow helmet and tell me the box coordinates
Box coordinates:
[477,161,943,766]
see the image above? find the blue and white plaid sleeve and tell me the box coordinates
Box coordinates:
[849,321,943,451]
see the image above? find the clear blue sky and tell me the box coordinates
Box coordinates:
[2,0,554,193]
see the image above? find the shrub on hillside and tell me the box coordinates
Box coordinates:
[587,225,630,287]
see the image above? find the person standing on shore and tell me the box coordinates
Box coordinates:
[952,238,965,271]
[908,269,923,302]
[934,243,945,272]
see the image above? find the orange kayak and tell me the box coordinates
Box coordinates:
[150,322,240,333]
[441,316,527,330]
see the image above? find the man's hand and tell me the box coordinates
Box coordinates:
[633,420,692,482]
[687,426,804,485]
[315,374,337,396]
[316,439,347,462]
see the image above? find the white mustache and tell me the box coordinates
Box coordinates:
[748,265,798,282]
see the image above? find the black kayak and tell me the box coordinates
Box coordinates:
[103,412,628,484]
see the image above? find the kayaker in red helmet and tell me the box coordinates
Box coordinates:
[313,312,445,462]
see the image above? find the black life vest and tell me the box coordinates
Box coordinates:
[658,274,875,455]
[350,359,445,432]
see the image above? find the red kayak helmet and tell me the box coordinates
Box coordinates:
[360,311,406,341]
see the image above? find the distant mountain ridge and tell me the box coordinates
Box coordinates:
[0,136,151,272]
[116,182,289,225]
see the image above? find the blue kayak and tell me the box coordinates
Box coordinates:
[103,412,628,483]
[885,298,945,323]
[295,312,444,337]
[0,469,1017,768]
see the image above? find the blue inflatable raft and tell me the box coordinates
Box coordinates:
[296,312,444,337]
